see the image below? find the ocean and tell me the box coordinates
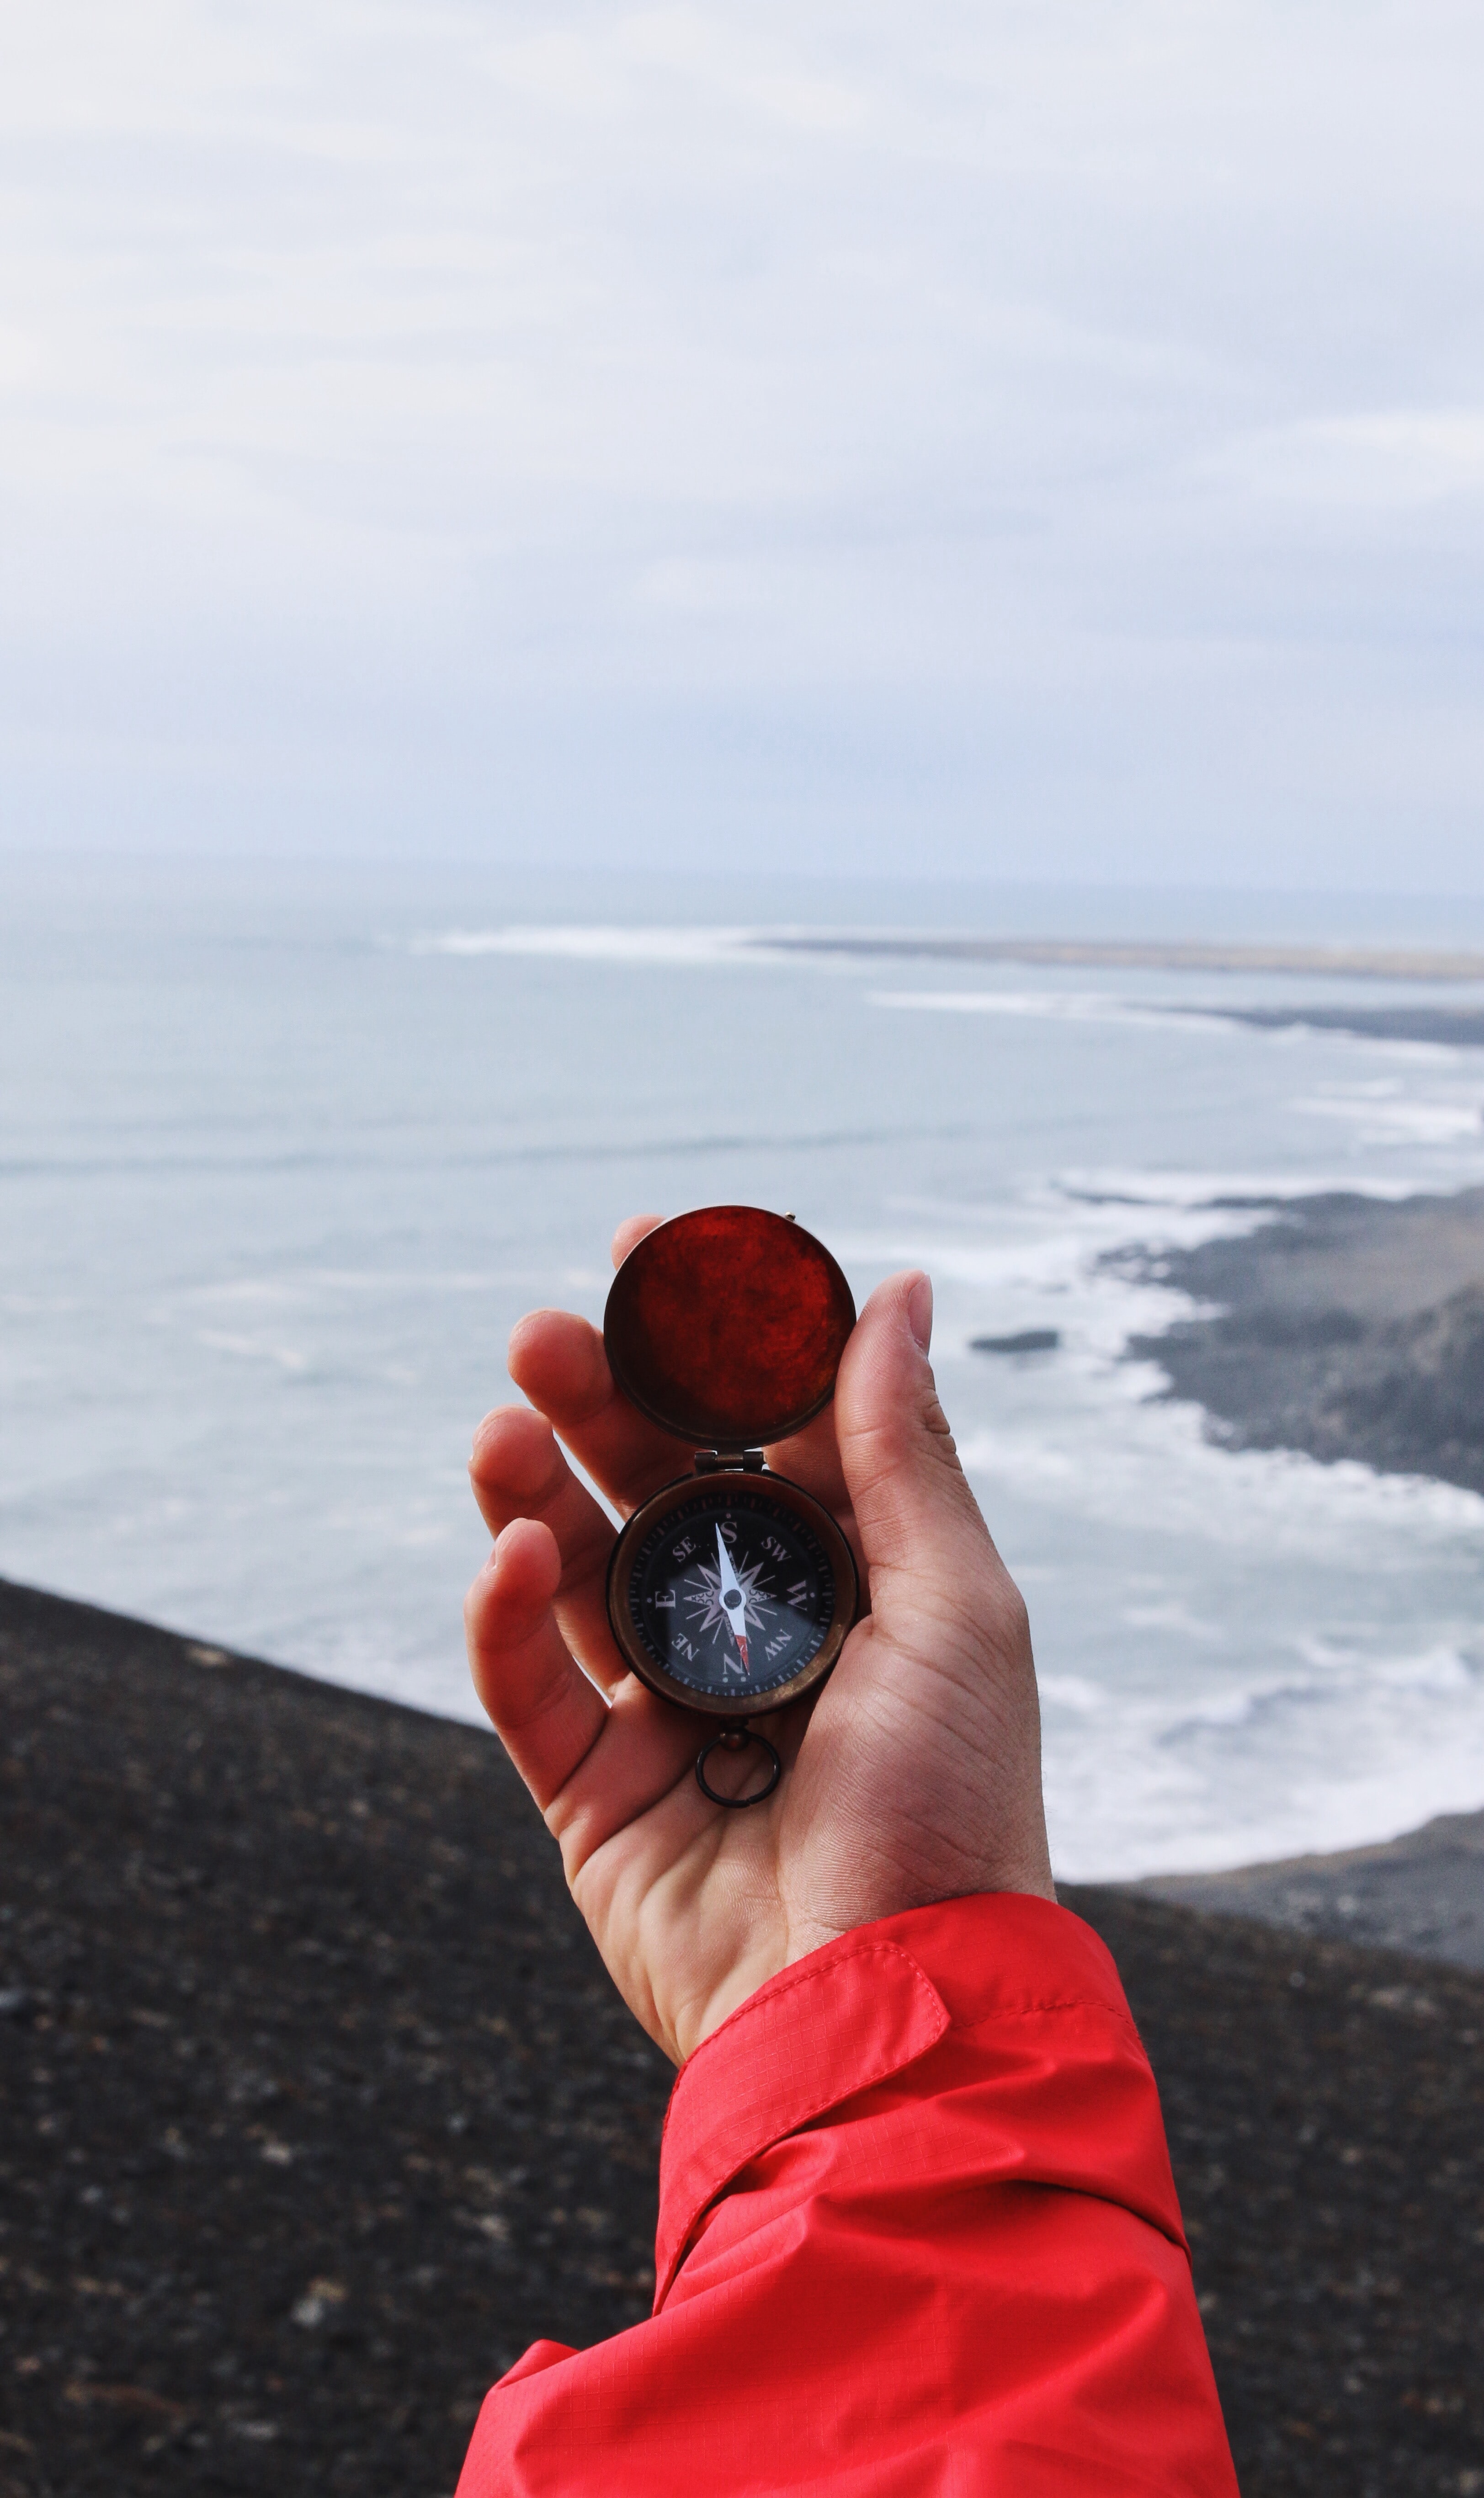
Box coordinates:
[4,855,1484,1881]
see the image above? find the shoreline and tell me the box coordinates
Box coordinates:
[1170,1000,1484,1046]
[1099,1180,1484,1968]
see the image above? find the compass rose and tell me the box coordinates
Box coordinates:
[686,1539,770,1674]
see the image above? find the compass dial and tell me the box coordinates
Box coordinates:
[608,1475,856,1716]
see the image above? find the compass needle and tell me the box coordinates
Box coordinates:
[713,1523,751,1672]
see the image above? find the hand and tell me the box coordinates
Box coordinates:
[465,1216,1054,2067]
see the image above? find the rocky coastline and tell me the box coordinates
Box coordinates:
[1117,1185,1484,1498]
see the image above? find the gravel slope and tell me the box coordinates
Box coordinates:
[3,1579,1482,2498]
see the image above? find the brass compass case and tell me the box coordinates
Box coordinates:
[606,1467,857,1717]
[601,1207,860,1723]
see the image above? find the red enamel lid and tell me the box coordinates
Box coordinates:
[603,1205,857,1449]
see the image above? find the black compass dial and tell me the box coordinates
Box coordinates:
[625,1484,838,1703]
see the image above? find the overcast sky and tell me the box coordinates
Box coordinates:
[3,1,1483,887]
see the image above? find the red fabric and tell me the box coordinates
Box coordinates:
[455,1894,1239,2496]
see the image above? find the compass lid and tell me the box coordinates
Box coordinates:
[603,1205,857,1449]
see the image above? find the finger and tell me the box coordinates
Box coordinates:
[465,1519,608,1806]
[466,1520,747,1881]
[513,1286,854,1525]
[612,1212,664,1268]
[545,1674,709,1876]
[553,1687,810,1902]
[826,1272,1053,1905]
[507,1307,692,1515]
[468,1403,628,1691]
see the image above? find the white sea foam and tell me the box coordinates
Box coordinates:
[1293,1085,1484,1146]
[412,923,760,965]
[1121,1600,1224,1640]
[1049,1165,1422,1205]
[839,1190,1266,1299]
[1043,1634,1484,1877]
[872,987,1209,1029]
[958,1410,1484,1545]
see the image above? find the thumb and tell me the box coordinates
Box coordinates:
[825,1268,1053,1909]
[834,1270,1006,1627]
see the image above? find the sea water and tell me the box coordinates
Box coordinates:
[3,856,1484,1880]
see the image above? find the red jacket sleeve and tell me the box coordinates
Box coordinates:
[455,1893,1238,2497]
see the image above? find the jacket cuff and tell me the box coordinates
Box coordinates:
[655,1890,1169,2304]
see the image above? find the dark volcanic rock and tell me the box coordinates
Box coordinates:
[4,1579,1484,2496]
[1117,1188,1484,1495]
[971,1328,1061,1356]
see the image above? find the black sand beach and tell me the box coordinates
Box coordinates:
[4,1578,1483,2496]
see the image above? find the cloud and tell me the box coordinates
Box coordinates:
[2,1,1483,884]
[1221,413,1484,511]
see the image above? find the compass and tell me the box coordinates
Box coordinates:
[603,1205,859,1807]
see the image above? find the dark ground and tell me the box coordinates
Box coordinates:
[1115,1186,1484,1497]
[4,1579,1483,2497]
[0,1581,668,2498]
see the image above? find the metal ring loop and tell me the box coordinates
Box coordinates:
[695,1726,782,1810]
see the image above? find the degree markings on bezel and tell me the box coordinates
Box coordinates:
[626,1486,835,1698]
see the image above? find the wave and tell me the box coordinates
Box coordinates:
[1293,1087,1484,1146]
[1156,1644,1474,1743]
[1050,1165,1422,1206]
[871,987,1232,1032]
[1042,1636,1484,1880]
[957,1406,1484,1544]
[410,925,760,965]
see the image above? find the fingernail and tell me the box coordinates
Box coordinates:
[907,1273,933,1354]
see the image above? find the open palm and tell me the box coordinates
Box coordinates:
[465,1216,1054,2066]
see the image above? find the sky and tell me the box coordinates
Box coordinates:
[2,1,1483,889]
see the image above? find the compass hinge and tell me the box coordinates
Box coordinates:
[694,1448,766,1474]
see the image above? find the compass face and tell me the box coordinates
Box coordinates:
[610,1476,854,1714]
